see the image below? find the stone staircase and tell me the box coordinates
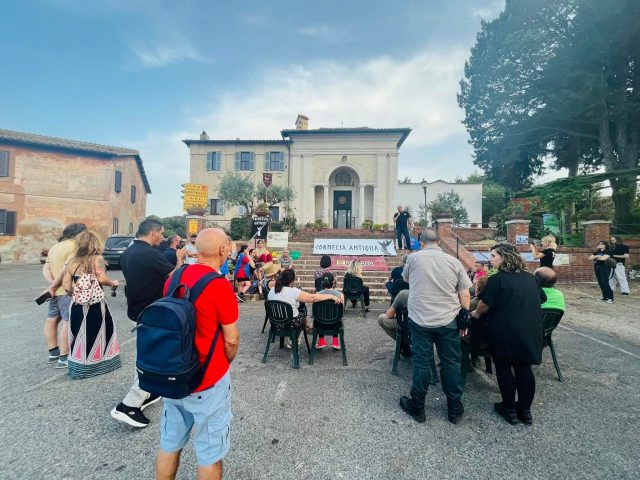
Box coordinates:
[248,241,404,302]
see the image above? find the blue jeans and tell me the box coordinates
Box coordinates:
[396,227,410,250]
[409,319,464,405]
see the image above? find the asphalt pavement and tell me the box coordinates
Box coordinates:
[1,264,639,479]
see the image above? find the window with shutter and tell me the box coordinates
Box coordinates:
[112,218,119,235]
[5,211,16,235]
[0,151,9,177]
[238,152,252,170]
[131,185,137,203]
[209,199,224,215]
[207,152,222,171]
[114,170,122,193]
[266,152,285,171]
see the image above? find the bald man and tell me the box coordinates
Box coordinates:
[535,267,566,311]
[156,228,240,480]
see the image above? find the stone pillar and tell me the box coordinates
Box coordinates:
[435,218,453,238]
[323,185,330,225]
[505,219,530,249]
[582,220,611,249]
[359,185,365,226]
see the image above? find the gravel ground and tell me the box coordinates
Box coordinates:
[0,265,638,479]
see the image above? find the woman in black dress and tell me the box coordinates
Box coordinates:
[589,240,614,303]
[471,243,545,425]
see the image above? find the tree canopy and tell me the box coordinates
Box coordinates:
[217,172,296,214]
[427,190,469,225]
[459,0,640,226]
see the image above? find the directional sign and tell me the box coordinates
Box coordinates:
[183,200,208,210]
[183,193,208,203]
[182,183,208,192]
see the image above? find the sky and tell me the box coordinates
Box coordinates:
[0,0,511,217]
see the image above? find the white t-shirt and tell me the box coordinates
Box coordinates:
[268,286,303,316]
[185,243,198,265]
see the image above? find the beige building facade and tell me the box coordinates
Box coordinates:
[184,115,411,227]
[0,129,150,263]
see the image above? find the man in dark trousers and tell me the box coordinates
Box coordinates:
[393,204,412,251]
[111,219,186,428]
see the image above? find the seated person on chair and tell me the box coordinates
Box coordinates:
[535,267,565,312]
[278,248,294,271]
[386,254,408,297]
[315,272,345,351]
[235,245,255,299]
[344,259,370,312]
[261,261,280,295]
[267,268,342,337]
[378,289,411,356]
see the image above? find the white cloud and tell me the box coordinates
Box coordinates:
[127,32,206,68]
[471,0,505,20]
[298,25,348,42]
[132,47,475,216]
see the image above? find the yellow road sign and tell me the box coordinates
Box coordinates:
[188,220,199,234]
[181,183,208,192]
[182,193,208,203]
[183,200,208,210]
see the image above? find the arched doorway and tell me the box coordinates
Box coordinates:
[329,167,360,229]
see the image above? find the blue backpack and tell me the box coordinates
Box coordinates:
[135,265,224,399]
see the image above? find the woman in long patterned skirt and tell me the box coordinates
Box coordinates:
[50,231,121,379]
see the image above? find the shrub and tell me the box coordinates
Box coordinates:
[361,219,373,230]
[229,217,251,240]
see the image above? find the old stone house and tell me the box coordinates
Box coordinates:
[0,128,150,263]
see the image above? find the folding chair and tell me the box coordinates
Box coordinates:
[343,275,366,317]
[261,285,271,333]
[392,308,437,384]
[309,300,347,366]
[262,300,310,369]
[542,308,564,381]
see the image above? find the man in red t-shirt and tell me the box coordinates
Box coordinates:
[156,228,240,480]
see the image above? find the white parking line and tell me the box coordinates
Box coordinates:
[558,324,640,360]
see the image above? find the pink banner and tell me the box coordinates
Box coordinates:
[329,256,388,271]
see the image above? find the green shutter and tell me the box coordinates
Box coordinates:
[264,152,270,171]
[220,200,225,214]
[250,152,255,171]
[215,152,221,171]
[279,152,284,170]
[235,152,240,170]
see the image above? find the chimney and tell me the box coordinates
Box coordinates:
[295,114,309,130]
[200,130,210,140]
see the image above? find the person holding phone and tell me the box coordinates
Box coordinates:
[529,235,557,269]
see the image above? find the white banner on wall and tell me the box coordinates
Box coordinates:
[313,239,397,256]
[266,231,289,248]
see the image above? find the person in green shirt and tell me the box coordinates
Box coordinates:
[535,267,565,311]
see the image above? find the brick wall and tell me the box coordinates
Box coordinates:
[506,220,531,249]
[583,221,611,248]
[452,227,497,242]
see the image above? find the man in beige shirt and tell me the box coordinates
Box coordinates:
[42,223,86,368]
[399,228,471,424]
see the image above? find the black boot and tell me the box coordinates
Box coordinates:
[494,402,518,425]
[516,402,533,425]
[399,396,425,423]
[447,399,465,424]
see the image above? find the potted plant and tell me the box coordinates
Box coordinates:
[187,205,207,216]
[503,202,528,220]
[312,219,328,231]
[255,202,270,216]
[433,211,453,220]
[361,219,373,230]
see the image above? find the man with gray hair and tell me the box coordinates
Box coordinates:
[399,228,471,424]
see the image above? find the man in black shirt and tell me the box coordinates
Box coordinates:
[393,205,412,251]
[111,219,186,428]
[609,236,630,295]
[162,234,181,267]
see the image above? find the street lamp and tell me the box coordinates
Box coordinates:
[420,179,428,225]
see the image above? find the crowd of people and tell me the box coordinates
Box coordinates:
[36,219,633,479]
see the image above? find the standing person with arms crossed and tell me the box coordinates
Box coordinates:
[393,205,412,251]
[111,219,186,428]
[185,233,198,265]
[399,228,471,424]
[41,223,87,367]
[156,228,240,480]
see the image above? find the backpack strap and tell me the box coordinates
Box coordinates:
[190,272,223,302]
[201,323,223,374]
[167,265,189,296]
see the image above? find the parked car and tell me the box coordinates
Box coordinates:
[104,235,134,269]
